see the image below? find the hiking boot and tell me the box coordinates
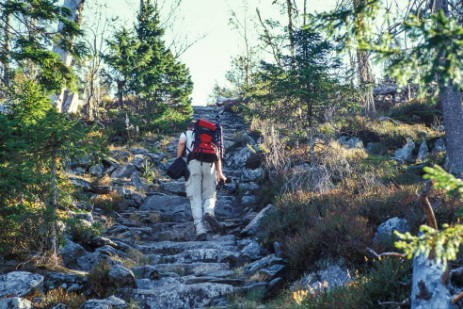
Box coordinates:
[204,213,224,234]
[196,233,207,241]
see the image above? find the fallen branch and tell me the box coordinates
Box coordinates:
[378,297,410,307]
[367,247,407,259]
[417,181,438,230]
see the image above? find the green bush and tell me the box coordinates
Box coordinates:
[66,217,102,244]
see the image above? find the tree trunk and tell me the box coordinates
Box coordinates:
[50,146,58,265]
[1,1,11,88]
[352,0,376,117]
[356,49,375,116]
[434,0,463,175]
[286,0,296,65]
[52,0,85,113]
[440,85,463,174]
[411,254,456,309]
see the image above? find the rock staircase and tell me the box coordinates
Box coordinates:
[0,106,285,309]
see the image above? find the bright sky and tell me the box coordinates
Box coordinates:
[89,0,336,106]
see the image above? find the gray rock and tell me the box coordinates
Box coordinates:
[69,166,86,175]
[373,217,409,246]
[74,212,94,224]
[130,155,145,170]
[117,187,145,208]
[130,172,148,192]
[393,138,415,163]
[215,196,238,218]
[161,181,186,195]
[76,252,118,272]
[140,194,192,222]
[433,138,446,153]
[0,272,44,298]
[238,182,260,193]
[243,254,285,277]
[80,296,128,309]
[145,152,164,163]
[44,272,88,293]
[240,240,262,261]
[130,148,149,155]
[59,239,87,268]
[241,195,257,208]
[89,164,105,177]
[241,204,276,236]
[417,141,429,163]
[338,136,364,149]
[227,147,254,167]
[0,297,32,309]
[111,164,137,179]
[128,283,234,309]
[241,168,264,182]
[69,176,92,191]
[108,265,136,289]
[298,262,352,292]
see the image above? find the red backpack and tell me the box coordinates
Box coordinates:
[188,119,224,163]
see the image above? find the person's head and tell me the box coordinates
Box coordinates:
[187,121,196,130]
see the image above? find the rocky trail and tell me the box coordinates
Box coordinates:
[0,106,285,309]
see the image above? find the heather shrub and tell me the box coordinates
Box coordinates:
[88,260,112,297]
[92,192,129,214]
[388,99,440,126]
[298,258,412,309]
[33,287,86,309]
[345,116,441,151]
[258,191,373,277]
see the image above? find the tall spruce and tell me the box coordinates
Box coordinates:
[0,0,83,93]
[133,0,192,110]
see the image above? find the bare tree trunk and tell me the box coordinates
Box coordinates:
[1,1,11,88]
[356,49,375,116]
[286,0,296,65]
[50,146,58,265]
[52,0,85,113]
[353,0,376,117]
[256,8,280,65]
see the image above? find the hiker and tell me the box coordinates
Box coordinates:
[177,120,227,241]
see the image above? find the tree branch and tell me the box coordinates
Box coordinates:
[367,247,407,259]
[418,180,438,230]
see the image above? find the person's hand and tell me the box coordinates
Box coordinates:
[217,172,227,183]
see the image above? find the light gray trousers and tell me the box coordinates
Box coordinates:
[185,159,217,235]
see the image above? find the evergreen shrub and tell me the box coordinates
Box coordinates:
[66,217,102,244]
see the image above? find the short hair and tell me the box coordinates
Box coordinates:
[187,121,196,130]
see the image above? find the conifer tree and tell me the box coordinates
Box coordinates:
[133,0,192,111]
[0,80,102,258]
[0,0,83,93]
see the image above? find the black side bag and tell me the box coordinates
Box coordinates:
[167,158,190,180]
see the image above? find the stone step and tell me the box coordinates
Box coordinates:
[150,262,230,276]
[122,282,234,309]
[157,248,239,264]
[136,236,238,255]
[182,275,245,286]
